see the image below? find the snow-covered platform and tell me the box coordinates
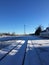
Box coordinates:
[0,36,49,65]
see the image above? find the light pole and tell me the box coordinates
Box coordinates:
[24,24,26,35]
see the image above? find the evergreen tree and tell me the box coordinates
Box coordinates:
[35,26,42,35]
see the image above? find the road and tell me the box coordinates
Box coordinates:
[0,35,49,65]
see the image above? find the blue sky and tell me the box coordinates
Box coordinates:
[0,0,49,34]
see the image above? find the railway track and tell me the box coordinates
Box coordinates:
[0,40,21,61]
[32,41,46,65]
[0,45,17,61]
[22,40,28,65]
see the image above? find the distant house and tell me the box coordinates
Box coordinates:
[40,27,49,38]
[46,27,49,32]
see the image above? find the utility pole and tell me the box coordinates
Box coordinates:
[24,24,26,35]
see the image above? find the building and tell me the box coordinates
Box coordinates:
[40,27,49,38]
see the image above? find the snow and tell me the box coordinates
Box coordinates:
[0,40,24,60]
[24,37,49,65]
[24,40,41,65]
[0,40,26,65]
[0,36,49,65]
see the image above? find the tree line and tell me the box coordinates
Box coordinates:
[0,32,16,36]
